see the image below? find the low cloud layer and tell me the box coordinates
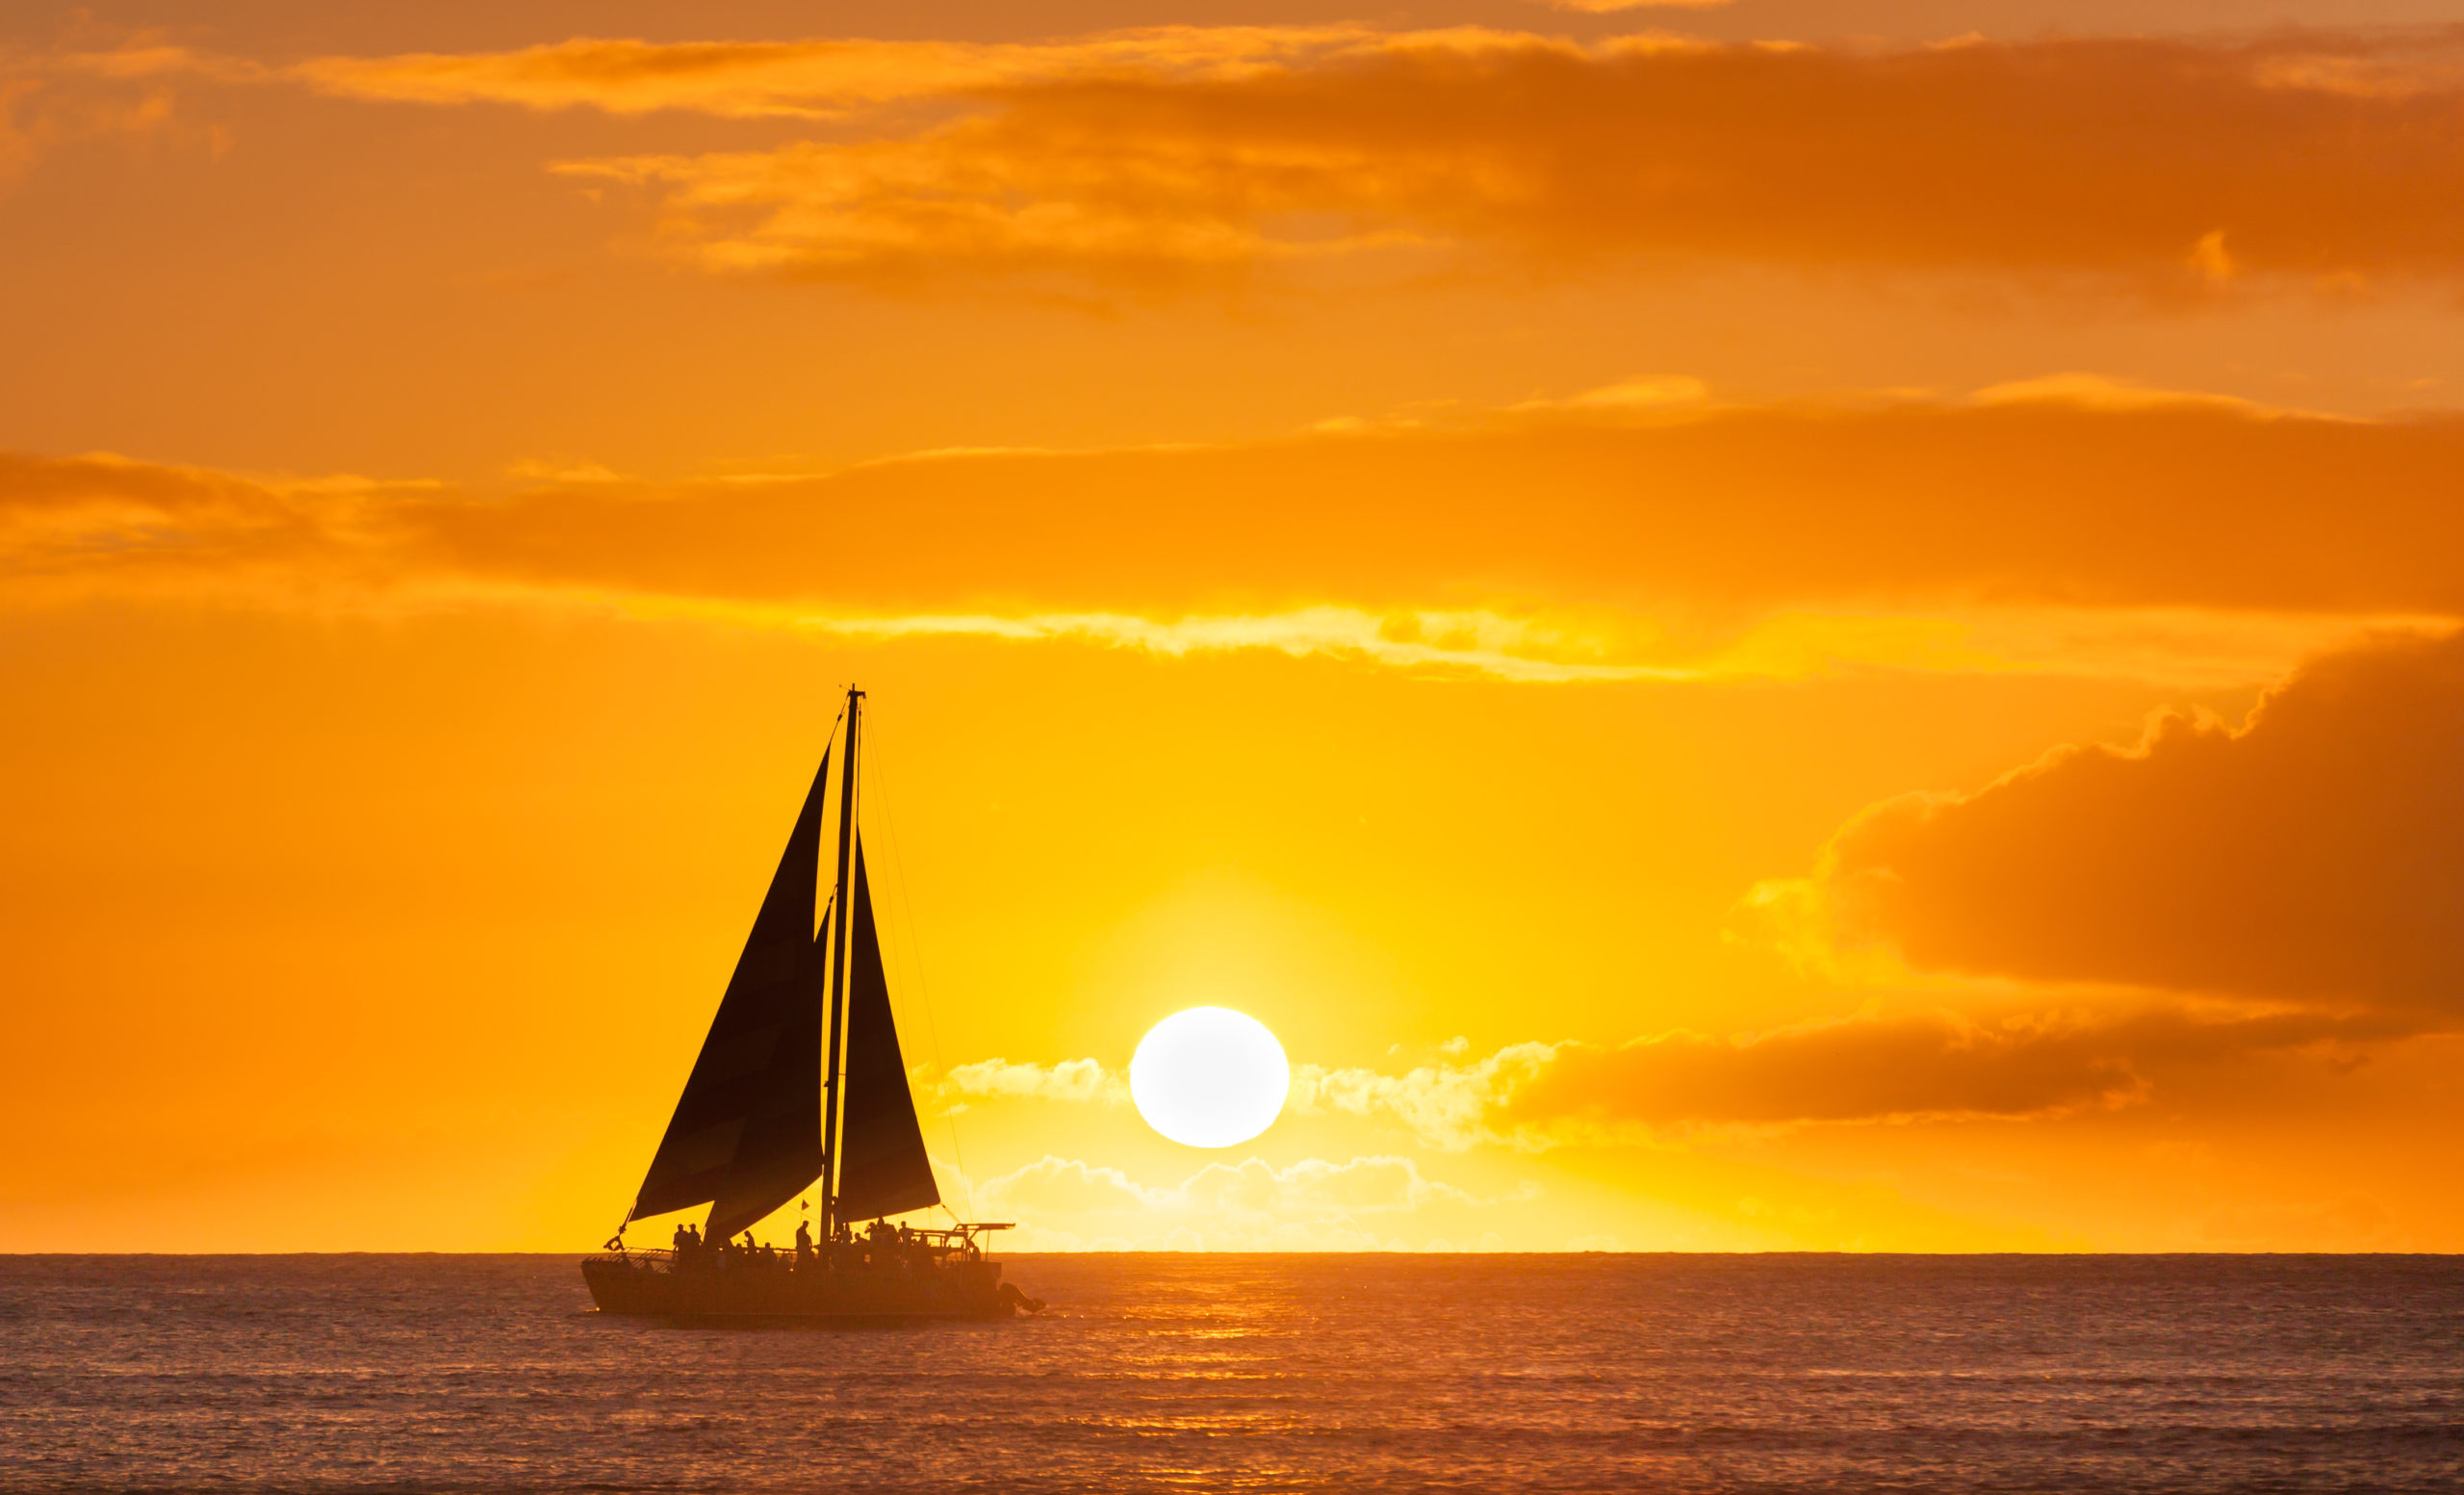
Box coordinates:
[1309,1006,2402,1145]
[9,400,2464,687]
[1769,632,2464,1014]
[1503,1007,2414,1133]
[291,27,1381,119]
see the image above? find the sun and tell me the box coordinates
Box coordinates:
[1129,1007,1291,1148]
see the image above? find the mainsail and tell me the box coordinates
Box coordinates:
[629,750,830,1241]
[834,839,941,1222]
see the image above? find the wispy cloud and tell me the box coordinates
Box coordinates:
[1964,372,2336,419]
[31,26,2464,291]
[11,400,2464,689]
[803,606,1686,683]
[292,27,1391,119]
[504,29,2464,289]
[936,1056,1126,1109]
[1531,0,1734,11]
[0,40,234,181]
[1294,1043,1564,1150]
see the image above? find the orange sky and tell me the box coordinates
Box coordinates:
[7,0,2464,1253]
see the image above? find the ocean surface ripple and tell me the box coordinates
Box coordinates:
[3,1253,2461,1492]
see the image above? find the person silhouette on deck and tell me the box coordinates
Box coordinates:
[795,1220,814,1266]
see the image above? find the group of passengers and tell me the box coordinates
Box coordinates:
[667,1217,952,1273]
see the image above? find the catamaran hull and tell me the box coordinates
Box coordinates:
[581,1256,1022,1323]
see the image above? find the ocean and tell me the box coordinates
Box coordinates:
[3,1253,2459,1492]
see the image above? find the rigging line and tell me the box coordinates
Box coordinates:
[865,705,977,1224]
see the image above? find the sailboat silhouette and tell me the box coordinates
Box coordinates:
[582,687,1040,1322]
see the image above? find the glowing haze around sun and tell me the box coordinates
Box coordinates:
[1129,1008,1291,1149]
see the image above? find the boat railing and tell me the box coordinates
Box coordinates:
[589,1246,677,1271]
[591,1232,1012,1274]
[911,1223,1014,1249]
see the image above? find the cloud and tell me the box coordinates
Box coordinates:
[809,606,1688,683]
[38,26,2464,287]
[1757,632,2464,1014]
[1287,1002,2423,1148]
[398,402,2464,637]
[0,451,413,594]
[1513,374,1712,413]
[9,401,2464,687]
[547,120,1417,282]
[291,27,1387,119]
[936,1057,1126,1108]
[1294,1043,1562,1150]
[0,42,227,182]
[1536,0,1732,12]
[1964,372,2320,418]
[501,28,2464,288]
[1505,1007,2414,1130]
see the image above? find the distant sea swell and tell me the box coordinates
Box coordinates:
[3,1253,2460,1492]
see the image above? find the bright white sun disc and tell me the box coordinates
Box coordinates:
[1130,1007,1290,1148]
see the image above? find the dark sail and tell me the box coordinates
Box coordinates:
[834,838,941,1222]
[630,750,830,1241]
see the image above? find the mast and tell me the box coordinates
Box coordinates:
[821,685,862,1240]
